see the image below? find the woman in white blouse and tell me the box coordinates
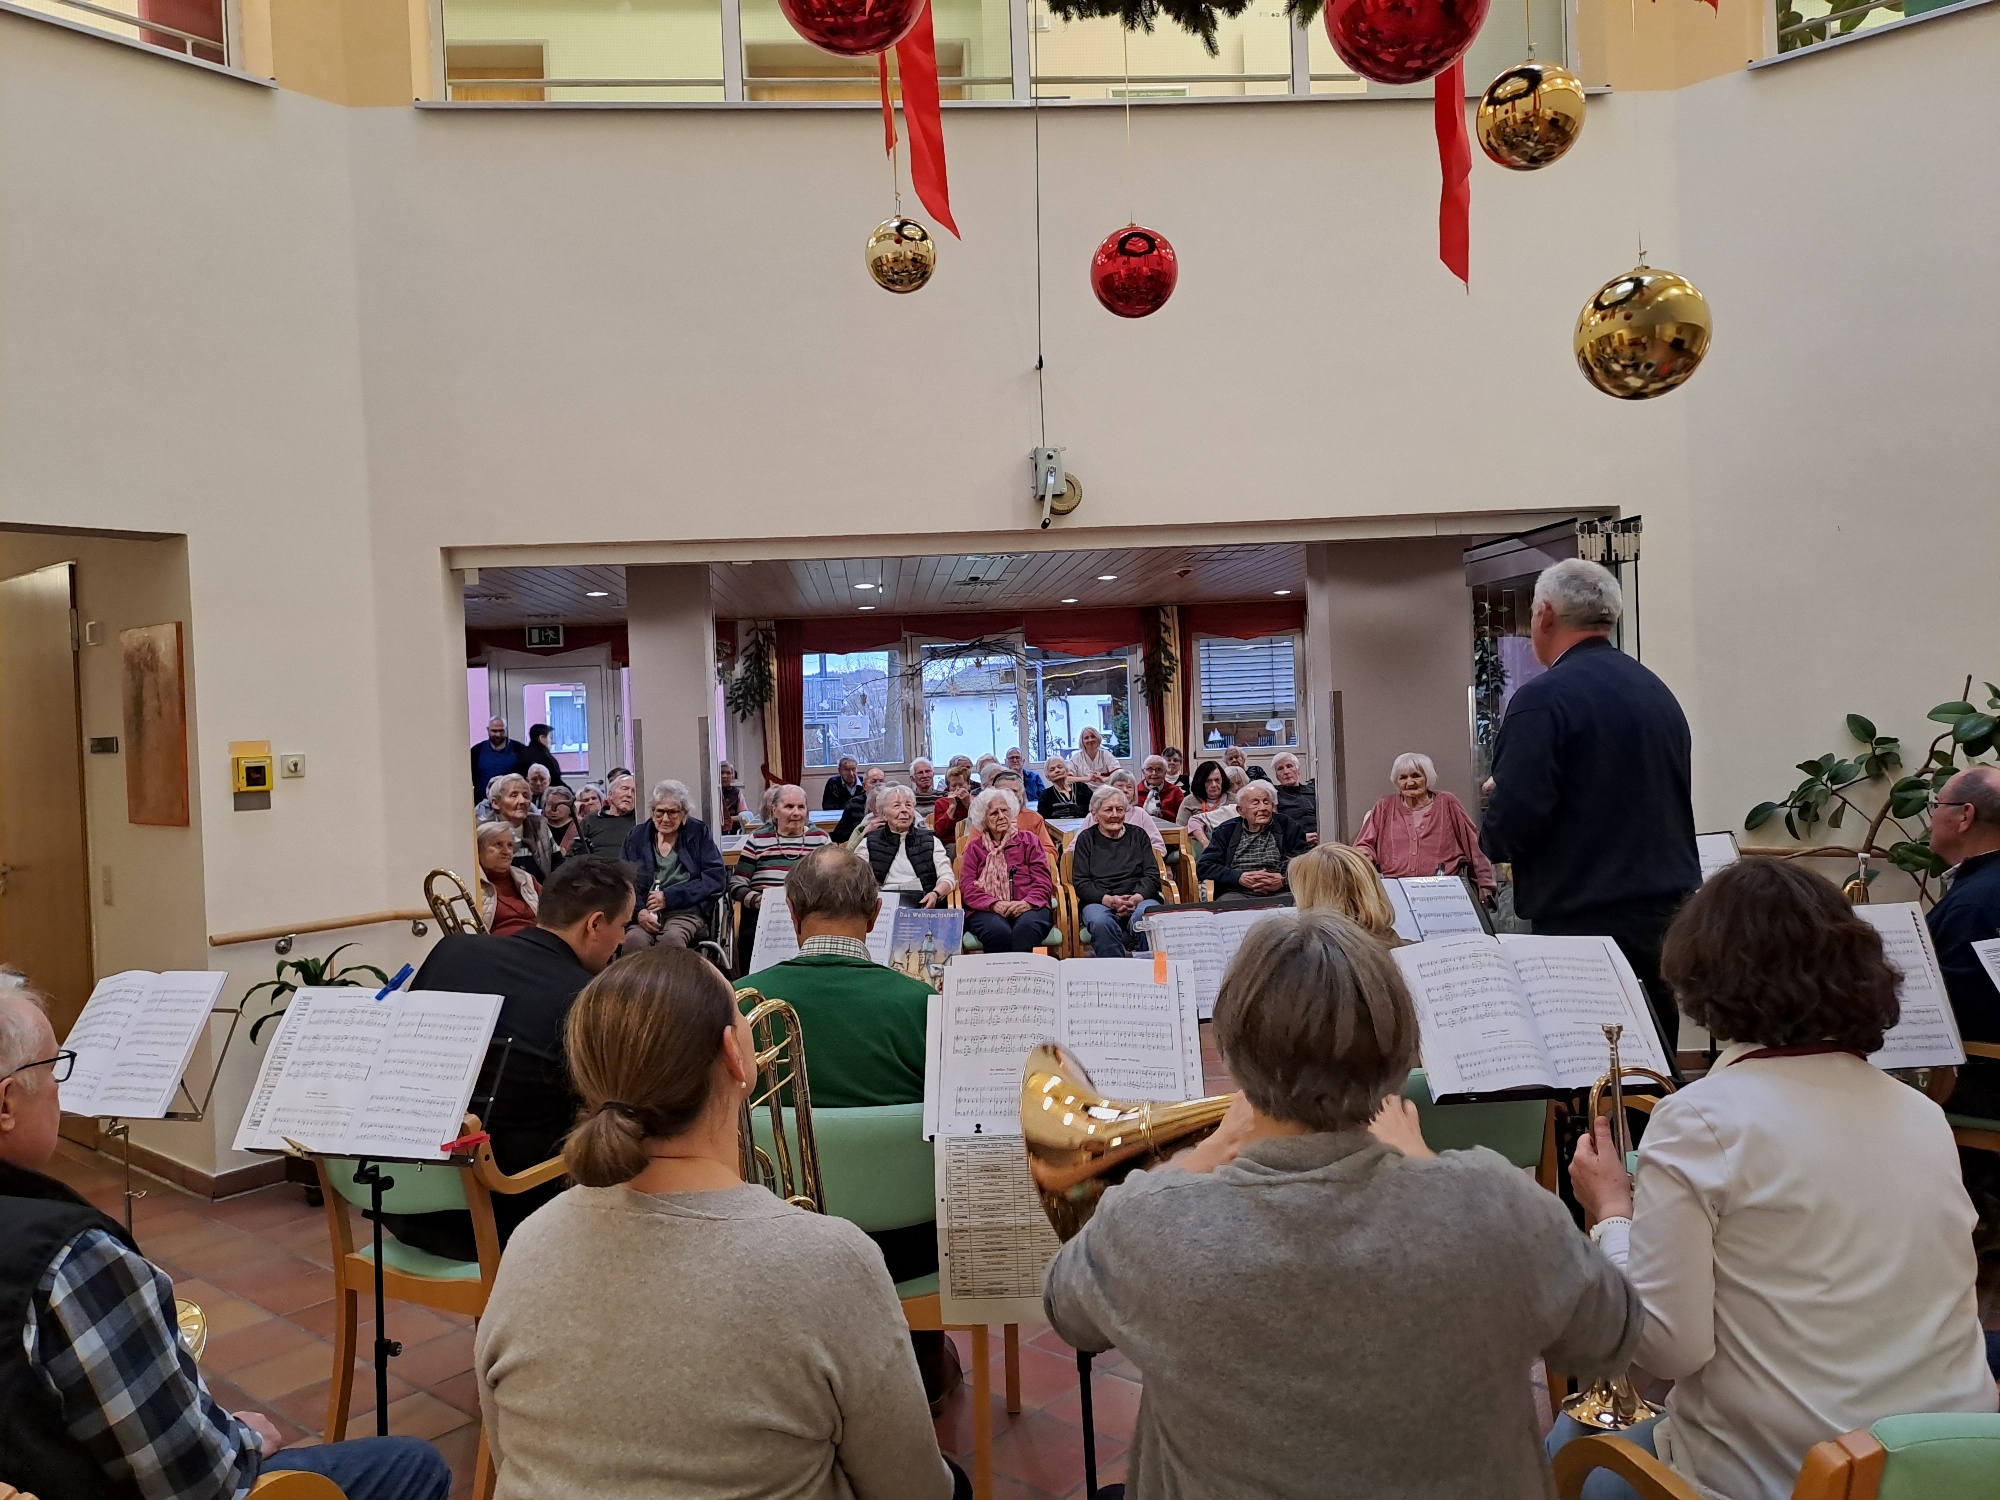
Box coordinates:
[1066,726,1120,785]
[1556,857,1995,1500]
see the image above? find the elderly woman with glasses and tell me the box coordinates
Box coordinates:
[959,788,1056,953]
[866,785,957,907]
[1354,752,1496,904]
[621,779,727,951]
[484,773,557,883]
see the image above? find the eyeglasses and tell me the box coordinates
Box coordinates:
[4,1050,75,1085]
[1934,798,1972,814]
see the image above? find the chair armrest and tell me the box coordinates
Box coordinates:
[1964,1041,2000,1061]
[1551,1436,1705,1500]
[472,1145,568,1195]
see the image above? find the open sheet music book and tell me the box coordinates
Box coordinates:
[60,971,229,1119]
[233,987,502,1161]
[1393,934,1670,1102]
[1696,832,1741,883]
[935,1134,1063,1325]
[1852,903,1965,1069]
[746,891,901,975]
[1382,875,1493,944]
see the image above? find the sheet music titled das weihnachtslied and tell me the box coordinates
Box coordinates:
[233,987,501,1161]
[1394,934,1670,1101]
[60,970,229,1119]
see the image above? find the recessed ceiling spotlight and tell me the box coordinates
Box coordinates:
[1272,589,1292,596]
[1096,574,1118,581]
[854,582,876,591]
[585,590,609,598]
[858,604,877,611]
[1061,597,1080,604]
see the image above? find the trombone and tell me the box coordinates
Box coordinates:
[425,869,488,936]
[735,988,823,1213]
[1561,1022,1675,1431]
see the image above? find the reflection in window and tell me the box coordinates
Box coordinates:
[1031,0,1291,96]
[920,644,1024,765]
[1308,0,1564,96]
[1029,648,1132,761]
[523,681,593,774]
[805,652,904,768]
[1196,634,1299,751]
[442,0,726,100]
[740,0,1013,100]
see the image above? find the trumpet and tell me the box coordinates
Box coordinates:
[176,1298,208,1361]
[735,988,823,1213]
[1021,1042,1235,1241]
[1562,1022,1675,1431]
[425,869,488,936]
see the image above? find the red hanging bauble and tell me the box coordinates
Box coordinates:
[1090,225,1178,319]
[779,0,925,57]
[1324,0,1489,86]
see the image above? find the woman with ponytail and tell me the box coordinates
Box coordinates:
[474,949,960,1500]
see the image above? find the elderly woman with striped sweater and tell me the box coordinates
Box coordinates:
[731,784,830,911]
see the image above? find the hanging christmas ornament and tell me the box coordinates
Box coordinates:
[1476,59,1585,169]
[1091,226,1178,319]
[1324,0,1489,86]
[866,216,936,293]
[780,0,924,56]
[1574,263,1712,400]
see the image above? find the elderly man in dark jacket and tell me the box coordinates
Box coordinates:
[1198,780,1309,903]
[1479,559,1698,1051]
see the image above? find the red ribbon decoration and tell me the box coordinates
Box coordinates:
[876,4,959,238]
[1434,58,1470,286]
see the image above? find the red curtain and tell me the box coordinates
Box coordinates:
[1022,608,1145,657]
[1179,600,1305,641]
[799,616,904,653]
[773,619,805,786]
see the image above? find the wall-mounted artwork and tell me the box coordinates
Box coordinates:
[119,622,189,827]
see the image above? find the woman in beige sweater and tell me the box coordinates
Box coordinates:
[474,948,960,1500]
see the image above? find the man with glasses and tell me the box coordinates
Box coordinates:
[1928,768,2000,1117]
[0,984,450,1500]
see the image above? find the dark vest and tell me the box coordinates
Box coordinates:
[866,825,939,894]
[0,1160,147,1500]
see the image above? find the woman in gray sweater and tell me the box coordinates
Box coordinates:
[1043,911,1642,1500]
[475,948,959,1500]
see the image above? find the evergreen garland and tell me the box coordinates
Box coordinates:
[1043,0,1325,55]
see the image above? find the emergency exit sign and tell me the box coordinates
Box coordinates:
[526,625,564,648]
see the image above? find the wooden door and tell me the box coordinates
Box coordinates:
[0,563,95,1039]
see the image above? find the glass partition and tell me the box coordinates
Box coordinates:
[1308,0,1564,96]
[740,0,1014,99]
[1030,0,1292,97]
[804,651,905,768]
[443,0,726,100]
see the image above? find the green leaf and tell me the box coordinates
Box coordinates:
[1827,801,1846,829]
[1784,810,1800,840]
[1745,801,1779,831]
[1890,839,1947,877]
[1929,701,1977,723]
[1797,759,1828,778]
[1889,776,1931,818]
[1985,682,1999,708]
[1829,760,1862,786]
[1953,713,1996,745]
[1845,714,1877,744]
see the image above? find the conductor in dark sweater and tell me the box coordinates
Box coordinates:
[1479,559,1699,1050]
[380,856,634,1260]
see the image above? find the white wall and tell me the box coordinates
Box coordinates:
[2,4,1994,1169]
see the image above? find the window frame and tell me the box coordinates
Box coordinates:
[800,647,907,772]
[1189,629,1305,757]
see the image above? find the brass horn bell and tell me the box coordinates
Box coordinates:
[1022,1043,1235,1242]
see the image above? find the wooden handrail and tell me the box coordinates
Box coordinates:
[209,909,433,947]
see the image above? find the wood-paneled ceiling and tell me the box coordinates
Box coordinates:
[462,546,1305,628]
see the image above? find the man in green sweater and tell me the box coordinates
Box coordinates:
[737,846,958,1409]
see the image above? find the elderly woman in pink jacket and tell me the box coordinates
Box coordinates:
[959,787,1056,953]
[1353,753,1496,904]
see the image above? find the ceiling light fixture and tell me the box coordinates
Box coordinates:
[1096,574,1118,581]
[1272,589,1292,596]
[1061,597,1080,604]
[858,604,877,611]
[585,590,609,598]
[854,582,876,591]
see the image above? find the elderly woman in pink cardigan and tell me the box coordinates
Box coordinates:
[1353,753,1496,903]
[960,787,1057,953]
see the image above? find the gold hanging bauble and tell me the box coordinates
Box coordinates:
[866,216,937,294]
[1574,264,1712,400]
[1476,60,1586,170]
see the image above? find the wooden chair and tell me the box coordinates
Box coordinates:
[1948,1041,2000,1155]
[317,1119,564,1499]
[1552,1435,1702,1500]
[249,1476,347,1499]
[950,845,1071,956]
[1057,843,1173,959]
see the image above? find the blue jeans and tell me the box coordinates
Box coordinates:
[1081,899,1160,957]
[966,906,1054,953]
[1544,1413,1663,1500]
[263,1436,452,1500]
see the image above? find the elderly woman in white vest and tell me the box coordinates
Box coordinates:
[864,786,956,908]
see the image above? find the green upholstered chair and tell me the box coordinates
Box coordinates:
[1403,1067,1548,1169]
[950,845,1069,956]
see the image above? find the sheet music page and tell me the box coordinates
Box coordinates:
[234,989,313,1153]
[1382,880,1421,943]
[930,955,1061,1136]
[1696,832,1740,883]
[90,971,228,1120]
[1393,936,1552,1097]
[1056,958,1202,1102]
[1140,910,1226,1018]
[59,972,153,1117]
[1975,938,2000,998]
[1499,934,1670,1086]
[234,988,397,1155]
[1854,903,1966,1069]
[922,995,943,1139]
[1399,876,1486,940]
[935,1134,1062,1327]
[345,991,504,1160]
[747,892,901,975]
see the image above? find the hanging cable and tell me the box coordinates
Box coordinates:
[1031,0,1048,446]
[1122,25,1134,225]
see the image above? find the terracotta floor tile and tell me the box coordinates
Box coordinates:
[237,1265,340,1317]
[170,1283,274,1340]
[1042,1371,1144,1442]
[209,1186,320,1233]
[387,1392,480,1442]
[992,1344,1087,1411]
[429,1368,483,1418]
[204,1314,320,1374]
[383,1307,462,1349]
[148,1227,280,1280]
[232,1340,337,1402]
[933,1387,1033,1458]
[990,1411,1121,1495]
[430,1420,484,1490]
[290,1298,354,1340]
[395,1329,476,1388]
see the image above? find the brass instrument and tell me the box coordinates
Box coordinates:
[735,989,823,1212]
[424,869,488,936]
[1021,1042,1236,1241]
[1562,1023,1676,1431]
[175,1298,208,1361]
[1843,854,1871,906]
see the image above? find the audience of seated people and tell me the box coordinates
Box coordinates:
[731,784,828,912]
[1072,785,1163,957]
[1289,841,1404,945]
[1105,770,1168,854]
[1177,758,1234,846]
[573,781,603,823]
[0,986,453,1500]
[542,784,583,861]
[1221,745,1270,784]
[381,857,636,1261]
[1043,910,1641,1498]
[1136,754,1184,821]
[1005,747,1044,799]
[960,788,1057,952]
[1270,751,1318,843]
[866,786,956,906]
[1067,725,1120,785]
[715,760,746,833]
[621,778,726,950]
[478,819,542,937]
[1354,750,1497,905]
[523,723,567,791]
[908,757,940,813]
[1197,779,1307,901]
[1037,756,1092,820]
[473,948,966,1500]
[821,755,864,812]
[982,766,1060,869]
[482,773,556,880]
[831,766,887,844]
[525,763,552,812]
[472,716,534,800]
[931,762,977,844]
[1162,745,1187,789]
[579,771,638,858]
[735,847,962,1408]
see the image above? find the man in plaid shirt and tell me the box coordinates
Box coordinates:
[0,986,450,1500]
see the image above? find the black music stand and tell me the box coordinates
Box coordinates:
[1077,1349,1104,1499]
